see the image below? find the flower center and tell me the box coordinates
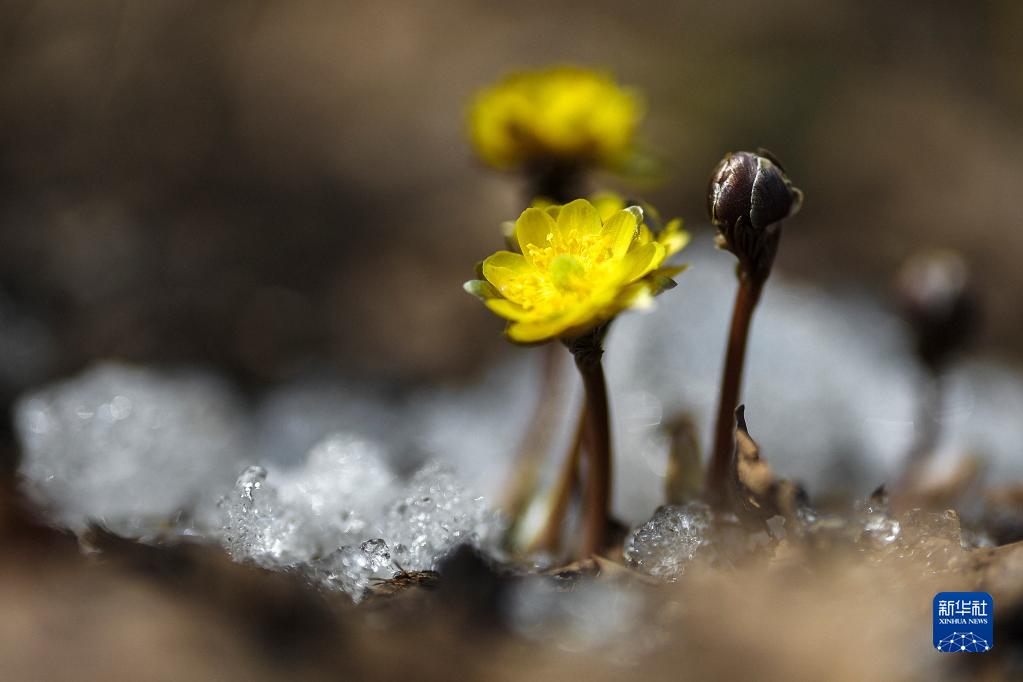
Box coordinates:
[550,254,587,292]
[506,228,623,318]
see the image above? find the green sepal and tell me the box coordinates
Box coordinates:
[463,279,500,300]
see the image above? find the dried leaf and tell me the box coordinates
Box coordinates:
[731,405,807,523]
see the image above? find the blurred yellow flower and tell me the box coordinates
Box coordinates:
[467,66,643,171]
[465,198,687,343]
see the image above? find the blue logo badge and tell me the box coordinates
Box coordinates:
[933,592,994,652]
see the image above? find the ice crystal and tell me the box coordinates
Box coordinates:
[218,447,501,598]
[855,491,902,549]
[623,503,713,580]
[313,538,395,601]
[219,434,396,566]
[382,461,504,571]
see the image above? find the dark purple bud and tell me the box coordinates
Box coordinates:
[708,150,802,278]
[708,152,759,229]
[708,151,802,231]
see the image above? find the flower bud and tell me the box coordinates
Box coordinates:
[708,150,803,277]
[895,250,979,369]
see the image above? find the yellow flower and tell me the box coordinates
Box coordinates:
[465,198,688,343]
[530,192,689,256]
[467,66,643,171]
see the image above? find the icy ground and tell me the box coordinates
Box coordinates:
[13,241,1023,602]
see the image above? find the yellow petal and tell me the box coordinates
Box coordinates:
[617,281,656,310]
[528,197,562,222]
[635,224,653,246]
[602,209,639,258]
[657,219,690,257]
[590,191,625,221]
[483,250,531,276]
[482,251,533,293]
[507,294,605,342]
[555,198,601,236]
[507,312,579,343]
[618,242,664,282]
[515,208,556,260]
[485,298,531,321]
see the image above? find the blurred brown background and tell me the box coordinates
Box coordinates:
[1,5,1023,678]
[1,0,1022,409]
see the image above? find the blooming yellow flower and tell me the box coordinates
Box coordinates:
[467,66,643,171]
[530,192,689,256]
[465,198,687,343]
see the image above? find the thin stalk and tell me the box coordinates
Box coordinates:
[528,406,585,555]
[569,329,612,557]
[526,160,583,204]
[706,272,764,507]
[501,344,566,528]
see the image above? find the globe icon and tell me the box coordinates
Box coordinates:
[936,632,990,653]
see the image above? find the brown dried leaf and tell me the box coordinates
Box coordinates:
[731,406,807,523]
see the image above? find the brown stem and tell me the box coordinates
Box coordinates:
[706,272,764,507]
[501,343,567,527]
[528,405,585,555]
[568,328,612,557]
[526,160,584,204]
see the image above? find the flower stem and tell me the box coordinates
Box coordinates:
[528,406,584,555]
[527,160,583,204]
[706,272,764,507]
[567,326,611,557]
[501,344,567,538]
